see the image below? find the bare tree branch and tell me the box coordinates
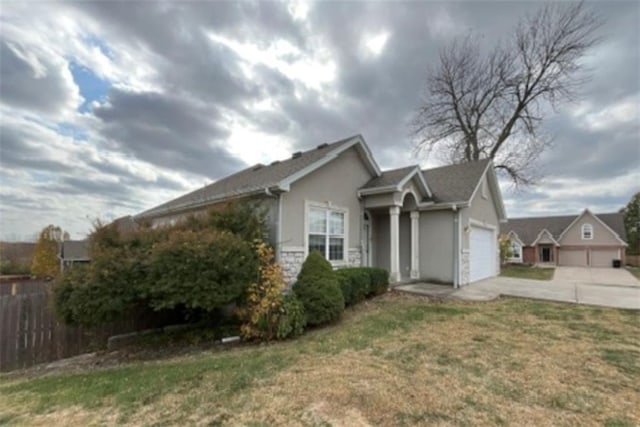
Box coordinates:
[410,1,603,185]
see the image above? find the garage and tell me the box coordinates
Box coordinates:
[559,249,588,266]
[469,226,496,283]
[590,249,620,268]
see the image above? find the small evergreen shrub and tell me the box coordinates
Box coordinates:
[293,252,344,326]
[336,268,371,306]
[369,268,390,296]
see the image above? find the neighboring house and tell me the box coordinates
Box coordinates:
[502,210,627,267]
[135,135,507,287]
[58,240,90,272]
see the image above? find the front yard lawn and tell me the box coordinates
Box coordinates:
[1,294,638,426]
[501,264,555,280]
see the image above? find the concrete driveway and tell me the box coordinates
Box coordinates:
[453,271,640,310]
[552,266,640,287]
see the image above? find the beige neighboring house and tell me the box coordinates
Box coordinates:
[58,240,90,272]
[135,135,507,287]
[502,210,628,267]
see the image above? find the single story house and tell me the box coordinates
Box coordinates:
[501,210,627,267]
[135,135,507,287]
[58,240,90,272]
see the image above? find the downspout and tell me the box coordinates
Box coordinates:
[452,204,459,288]
[263,188,282,262]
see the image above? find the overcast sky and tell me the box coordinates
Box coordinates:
[1,1,638,241]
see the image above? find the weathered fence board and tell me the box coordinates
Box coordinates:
[0,282,179,372]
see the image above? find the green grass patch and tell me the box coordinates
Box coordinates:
[500,264,554,281]
[605,416,637,427]
[601,348,640,377]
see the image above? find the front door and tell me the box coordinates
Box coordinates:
[540,246,552,263]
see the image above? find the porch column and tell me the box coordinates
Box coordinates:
[410,211,420,279]
[389,206,401,283]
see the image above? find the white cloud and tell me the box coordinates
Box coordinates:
[207,33,336,91]
[572,95,639,131]
[363,31,390,57]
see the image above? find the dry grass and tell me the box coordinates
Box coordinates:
[1,293,638,426]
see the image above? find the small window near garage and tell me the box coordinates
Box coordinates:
[582,223,593,240]
[308,206,346,262]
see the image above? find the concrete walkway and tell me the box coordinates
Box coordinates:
[396,275,640,310]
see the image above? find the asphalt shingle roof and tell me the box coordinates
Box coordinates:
[422,159,490,203]
[137,135,360,218]
[361,165,417,189]
[502,212,627,245]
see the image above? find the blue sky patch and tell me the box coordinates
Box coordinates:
[69,62,110,113]
[56,122,89,141]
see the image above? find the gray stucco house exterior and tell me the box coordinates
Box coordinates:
[135,135,507,287]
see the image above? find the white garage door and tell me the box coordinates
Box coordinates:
[559,249,588,266]
[590,249,619,268]
[469,226,496,283]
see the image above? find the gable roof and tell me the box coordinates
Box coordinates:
[502,211,627,245]
[137,135,380,219]
[361,165,417,190]
[359,165,432,199]
[422,159,491,204]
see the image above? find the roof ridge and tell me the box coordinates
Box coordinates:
[508,211,622,221]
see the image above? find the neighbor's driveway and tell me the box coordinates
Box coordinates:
[552,266,639,287]
[454,268,640,310]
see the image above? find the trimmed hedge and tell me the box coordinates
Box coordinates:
[336,267,389,306]
[292,252,344,326]
[369,267,390,296]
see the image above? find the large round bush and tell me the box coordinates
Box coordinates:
[147,230,257,311]
[292,251,344,326]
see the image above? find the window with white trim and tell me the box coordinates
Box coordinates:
[510,241,521,259]
[582,223,593,240]
[308,207,345,261]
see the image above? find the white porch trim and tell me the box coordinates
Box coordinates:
[389,206,401,282]
[410,211,420,279]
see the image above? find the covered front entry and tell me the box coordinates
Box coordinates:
[367,192,421,283]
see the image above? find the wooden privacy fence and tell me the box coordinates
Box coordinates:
[0,281,179,372]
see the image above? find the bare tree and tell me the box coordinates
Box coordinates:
[411,2,603,185]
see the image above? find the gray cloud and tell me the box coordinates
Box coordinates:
[0,39,79,116]
[93,89,243,177]
[0,0,638,240]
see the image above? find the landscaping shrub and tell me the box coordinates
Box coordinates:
[368,267,390,296]
[53,247,144,327]
[292,251,344,326]
[148,229,257,312]
[54,203,268,328]
[206,201,269,242]
[276,294,306,339]
[336,268,371,306]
